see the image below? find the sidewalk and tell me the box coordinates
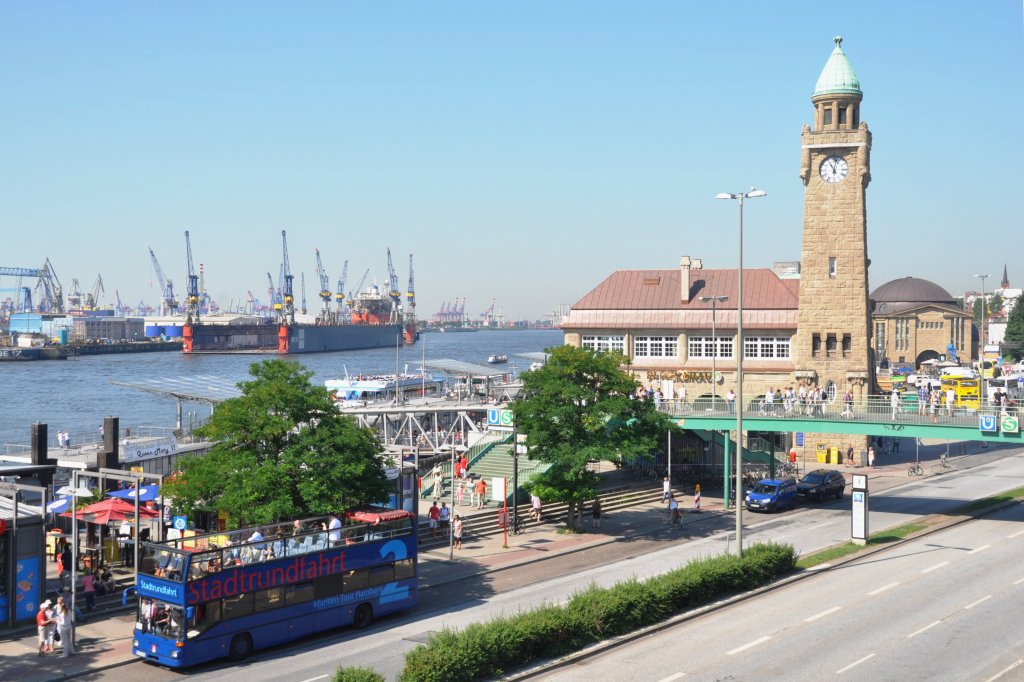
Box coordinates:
[0,438,1008,681]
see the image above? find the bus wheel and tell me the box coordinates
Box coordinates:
[354,603,373,629]
[229,633,253,661]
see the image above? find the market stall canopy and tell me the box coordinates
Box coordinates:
[62,497,159,524]
[107,485,161,502]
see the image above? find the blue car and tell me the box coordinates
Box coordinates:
[745,477,798,512]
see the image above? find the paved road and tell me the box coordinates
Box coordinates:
[95,449,1024,681]
[546,501,1024,682]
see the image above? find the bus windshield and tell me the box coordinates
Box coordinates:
[138,598,185,640]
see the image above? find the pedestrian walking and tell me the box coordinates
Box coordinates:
[661,475,671,504]
[82,570,96,612]
[439,502,450,536]
[474,478,487,510]
[58,545,72,589]
[868,445,876,468]
[892,437,900,455]
[455,478,465,507]
[667,495,678,525]
[98,423,104,439]
[37,601,54,655]
[591,497,602,528]
[890,389,901,420]
[846,444,854,467]
[946,388,955,417]
[726,388,736,414]
[55,597,74,657]
[427,502,440,538]
[453,515,463,550]
[530,493,543,522]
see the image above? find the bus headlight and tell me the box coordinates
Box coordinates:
[132,639,139,647]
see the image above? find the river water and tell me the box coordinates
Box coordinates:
[1,329,562,448]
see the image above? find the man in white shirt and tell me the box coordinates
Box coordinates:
[327,515,342,546]
[662,476,671,504]
[946,388,955,417]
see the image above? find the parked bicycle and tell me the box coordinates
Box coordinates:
[938,452,952,469]
[908,463,924,477]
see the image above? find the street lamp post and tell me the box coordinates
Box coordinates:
[698,295,729,410]
[716,188,766,557]
[975,273,990,406]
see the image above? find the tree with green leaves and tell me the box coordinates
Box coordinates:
[1003,300,1024,363]
[512,344,678,529]
[163,359,392,527]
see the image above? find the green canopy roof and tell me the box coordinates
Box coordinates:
[814,36,861,97]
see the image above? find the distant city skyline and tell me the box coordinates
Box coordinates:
[2,2,1022,320]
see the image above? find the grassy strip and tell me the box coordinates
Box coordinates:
[797,485,1024,569]
[400,543,796,682]
[954,485,1024,513]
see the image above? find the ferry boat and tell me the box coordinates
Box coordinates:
[326,369,447,406]
[487,354,509,364]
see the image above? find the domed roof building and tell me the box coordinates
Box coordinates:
[870,276,973,368]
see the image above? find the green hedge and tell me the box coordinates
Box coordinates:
[333,665,385,682]
[401,542,795,681]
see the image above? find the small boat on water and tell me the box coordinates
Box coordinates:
[487,354,509,364]
[325,367,447,406]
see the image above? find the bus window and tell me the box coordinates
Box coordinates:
[369,565,394,587]
[285,581,314,605]
[343,569,369,593]
[395,558,415,580]
[254,587,284,613]
[186,601,221,639]
[222,593,254,620]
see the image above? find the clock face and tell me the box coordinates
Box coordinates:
[819,155,849,184]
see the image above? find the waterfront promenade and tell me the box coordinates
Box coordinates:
[1,436,1007,681]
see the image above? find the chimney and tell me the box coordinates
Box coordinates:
[680,256,703,303]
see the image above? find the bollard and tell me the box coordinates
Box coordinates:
[694,484,702,512]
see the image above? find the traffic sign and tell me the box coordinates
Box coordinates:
[795,432,804,446]
[172,515,187,531]
[487,409,514,427]
[1001,415,1020,434]
[979,415,998,433]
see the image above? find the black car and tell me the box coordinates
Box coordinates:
[797,469,846,502]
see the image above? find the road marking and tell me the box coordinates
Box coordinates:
[726,635,771,656]
[965,595,992,610]
[837,653,875,674]
[970,544,992,554]
[299,676,328,682]
[656,674,687,682]
[922,561,950,573]
[868,581,900,596]
[986,658,1024,682]
[1007,529,1024,539]
[805,605,842,622]
[907,620,942,638]
[1014,577,1024,585]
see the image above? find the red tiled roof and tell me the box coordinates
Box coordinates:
[572,268,799,311]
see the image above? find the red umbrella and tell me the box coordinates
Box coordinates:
[62,497,159,524]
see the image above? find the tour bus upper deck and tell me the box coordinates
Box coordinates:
[138,508,416,584]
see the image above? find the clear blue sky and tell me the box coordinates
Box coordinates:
[2,2,1022,321]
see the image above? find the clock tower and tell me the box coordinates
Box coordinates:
[795,37,873,399]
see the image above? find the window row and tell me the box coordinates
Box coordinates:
[584,335,792,360]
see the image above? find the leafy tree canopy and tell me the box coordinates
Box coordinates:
[1003,300,1024,363]
[163,359,392,527]
[512,345,678,526]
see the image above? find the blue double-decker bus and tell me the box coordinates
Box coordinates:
[131,508,417,667]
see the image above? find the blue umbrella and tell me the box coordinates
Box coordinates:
[107,485,160,502]
[46,497,72,514]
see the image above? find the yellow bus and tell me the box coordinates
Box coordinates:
[941,376,981,411]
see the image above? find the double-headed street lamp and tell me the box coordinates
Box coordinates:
[975,273,990,405]
[716,188,766,557]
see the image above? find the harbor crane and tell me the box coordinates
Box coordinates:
[354,268,370,299]
[300,272,308,316]
[385,248,402,324]
[148,246,178,315]
[66,278,84,310]
[314,248,333,320]
[404,253,417,344]
[480,298,496,326]
[335,260,348,314]
[184,230,201,324]
[85,274,105,310]
[266,272,279,307]
[279,230,295,325]
[1,260,65,313]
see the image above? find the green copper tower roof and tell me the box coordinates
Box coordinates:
[814,36,861,97]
